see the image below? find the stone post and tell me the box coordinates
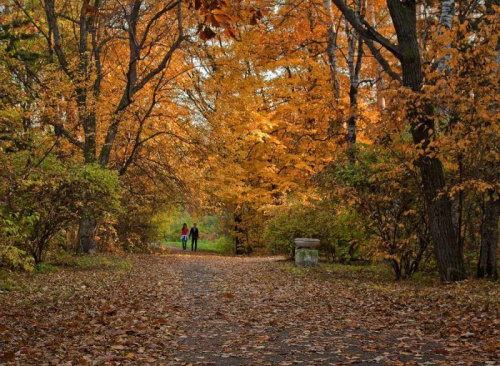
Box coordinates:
[295,238,320,267]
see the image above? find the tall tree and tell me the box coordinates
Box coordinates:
[477,0,500,279]
[329,0,466,281]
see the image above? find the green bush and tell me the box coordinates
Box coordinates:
[327,209,366,263]
[329,147,432,279]
[264,203,366,262]
[1,155,121,265]
[0,245,35,272]
[214,236,235,255]
[50,249,132,270]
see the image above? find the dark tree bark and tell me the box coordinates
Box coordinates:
[345,9,363,166]
[478,192,500,280]
[476,0,499,279]
[234,211,244,255]
[77,215,97,254]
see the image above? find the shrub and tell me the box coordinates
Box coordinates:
[264,206,316,258]
[326,209,366,264]
[1,156,120,264]
[0,245,35,272]
[331,148,431,279]
[264,203,366,262]
[214,235,235,254]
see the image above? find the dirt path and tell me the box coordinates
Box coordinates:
[1,254,499,365]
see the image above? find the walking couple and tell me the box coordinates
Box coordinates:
[181,223,199,252]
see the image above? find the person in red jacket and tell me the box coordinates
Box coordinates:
[180,223,189,251]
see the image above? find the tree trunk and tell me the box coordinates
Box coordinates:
[323,0,344,139]
[234,211,244,255]
[387,0,466,281]
[368,1,386,110]
[76,111,98,252]
[345,0,363,166]
[478,192,499,280]
[77,215,97,254]
[73,1,99,254]
[323,0,340,98]
[417,156,465,280]
[477,0,500,280]
[346,28,357,166]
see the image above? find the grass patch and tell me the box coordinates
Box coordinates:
[162,239,233,254]
[1,254,132,293]
[278,259,446,287]
[409,270,440,286]
[36,263,58,273]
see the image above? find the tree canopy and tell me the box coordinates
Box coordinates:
[1,0,499,281]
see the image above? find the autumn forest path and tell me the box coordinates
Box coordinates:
[1,254,499,365]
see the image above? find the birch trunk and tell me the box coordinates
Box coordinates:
[323,0,340,99]
[437,0,455,72]
[368,1,385,110]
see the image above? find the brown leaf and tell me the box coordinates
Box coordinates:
[433,348,449,355]
[0,351,15,362]
[200,27,217,41]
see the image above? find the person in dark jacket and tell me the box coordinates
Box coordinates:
[189,223,199,252]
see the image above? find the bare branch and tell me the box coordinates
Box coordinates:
[330,0,401,59]
[98,0,185,167]
[138,0,180,48]
[49,122,84,149]
[134,1,184,92]
[43,0,74,78]
[364,38,401,82]
[118,75,163,175]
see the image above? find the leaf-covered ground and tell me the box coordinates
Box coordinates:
[1,254,499,365]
